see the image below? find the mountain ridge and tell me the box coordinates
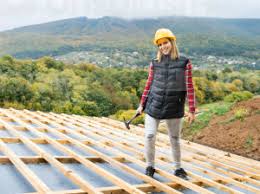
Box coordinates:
[1,16,259,59]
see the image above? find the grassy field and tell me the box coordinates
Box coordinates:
[182,101,234,139]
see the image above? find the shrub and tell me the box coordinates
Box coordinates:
[234,108,249,121]
[0,76,33,103]
[2,101,25,109]
[81,101,99,116]
[245,136,253,149]
[224,91,253,102]
[232,79,243,90]
[211,103,233,116]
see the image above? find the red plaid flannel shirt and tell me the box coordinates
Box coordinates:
[140,59,196,113]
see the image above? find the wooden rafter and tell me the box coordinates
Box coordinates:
[0,107,259,194]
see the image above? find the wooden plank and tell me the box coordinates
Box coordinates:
[55,113,250,194]
[23,109,183,194]
[94,116,260,170]
[24,182,189,194]
[192,154,260,180]
[183,157,260,193]
[0,137,21,143]
[36,111,216,194]
[10,109,147,194]
[0,155,125,164]
[0,137,47,144]
[0,110,103,194]
[178,141,260,174]
[56,112,260,193]
[71,114,260,176]
[0,139,50,193]
[94,121,260,190]
[183,157,260,187]
[79,129,246,194]
[1,108,259,194]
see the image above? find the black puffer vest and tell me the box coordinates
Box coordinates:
[144,55,189,119]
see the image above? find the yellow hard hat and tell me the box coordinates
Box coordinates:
[153,28,176,45]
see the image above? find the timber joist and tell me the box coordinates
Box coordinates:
[0,108,259,194]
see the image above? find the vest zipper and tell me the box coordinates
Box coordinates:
[163,63,169,105]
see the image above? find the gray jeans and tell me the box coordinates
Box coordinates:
[144,114,183,169]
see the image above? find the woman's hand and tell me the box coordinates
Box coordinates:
[187,112,195,125]
[136,105,144,114]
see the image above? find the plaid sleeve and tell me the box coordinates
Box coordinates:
[140,62,154,107]
[185,60,196,113]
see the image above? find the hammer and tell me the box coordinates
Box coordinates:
[123,112,141,130]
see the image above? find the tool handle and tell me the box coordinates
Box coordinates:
[128,112,141,123]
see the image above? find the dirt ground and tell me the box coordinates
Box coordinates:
[192,97,260,161]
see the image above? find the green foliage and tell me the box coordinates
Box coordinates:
[183,101,233,138]
[2,101,25,109]
[232,79,243,90]
[234,108,250,121]
[243,76,260,93]
[52,101,73,114]
[184,111,213,136]
[41,57,64,70]
[18,62,39,82]
[193,77,207,103]
[206,71,218,81]
[71,105,85,115]
[0,56,258,119]
[245,136,253,149]
[31,82,53,111]
[224,91,253,102]
[80,101,99,116]
[222,107,250,124]
[202,101,234,116]
[52,75,73,101]
[82,84,114,116]
[222,67,232,73]
[0,56,16,74]
[0,76,33,103]
[76,63,99,72]
[1,55,15,66]
[193,77,222,103]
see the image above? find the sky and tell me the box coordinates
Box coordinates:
[0,0,260,31]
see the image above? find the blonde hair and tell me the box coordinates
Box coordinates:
[156,39,180,62]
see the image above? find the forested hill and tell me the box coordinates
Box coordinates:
[6,16,260,36]
[0,16,260,59]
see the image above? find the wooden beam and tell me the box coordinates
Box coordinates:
[56,112,260,193]
[1,108,259,194]
[0,110,103,194]
[36,110,215,194]
[9,109,147,194]
[0,139,50,193]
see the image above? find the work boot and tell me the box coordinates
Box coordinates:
[174,168,188,180]
[145,166,155,177]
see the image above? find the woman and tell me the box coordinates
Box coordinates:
[137,28,196,180]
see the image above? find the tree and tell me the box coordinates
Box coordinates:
[41,57,64,70]
[0,76,33,103]
[232,79,243,91]
[82,83,114,116]
[222,67,232,73]
[80,101,99,116]
[0,56,16,75]
[31,82,54,111]
[17,62,39,82]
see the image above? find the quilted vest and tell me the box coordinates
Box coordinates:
[144,55,189,119]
